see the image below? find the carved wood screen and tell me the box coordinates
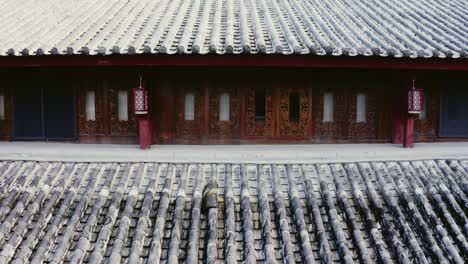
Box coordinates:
[77,80,105,135]
[77,79,138,139]
[347,88,377,139]
[108,80,137,136]
[314,88,348,139]
[313,87,377,140]
[209,86,239,138]
[279,87,311,137]
[246,87,274,137]
[174,86,204,139]
[414,88,438,140]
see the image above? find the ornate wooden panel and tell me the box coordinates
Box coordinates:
[174,86,204,139]
[0,87,12,138]
[347,89,377,139]
[246,87,274,137]
[153,81,174,144]
[77,80,105,135]
[209,86,239,138]
[108,80,137,136]
[313,88,348,138]
[415,88,438,139]
[279,87,310,137]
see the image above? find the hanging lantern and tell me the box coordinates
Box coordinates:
[408,80,424,114]
[132,76,148,115]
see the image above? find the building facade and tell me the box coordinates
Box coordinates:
[0,0,467,147]
[0,65,467,146]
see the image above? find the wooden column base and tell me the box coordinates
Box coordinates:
[404,115,415,148]
[138,116,151,150]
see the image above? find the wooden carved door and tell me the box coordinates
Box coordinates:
[246,87,274,137]
[313,88,349,139]
[209,85,239,138]
[174,86,204,140]
[279,87,311,137]
[347,88,377,139]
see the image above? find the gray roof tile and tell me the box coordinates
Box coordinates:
[0,0,467,58]
[0,160,468,262]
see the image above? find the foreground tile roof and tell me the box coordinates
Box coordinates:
[1,0,467,58]
[0,159,467,263]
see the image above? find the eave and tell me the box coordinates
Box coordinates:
[0,55,467,71]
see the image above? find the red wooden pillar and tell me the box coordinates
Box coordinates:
[403,114,415,148]
[138,116,151,150]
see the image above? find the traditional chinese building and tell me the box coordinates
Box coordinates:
[0,0,467,149]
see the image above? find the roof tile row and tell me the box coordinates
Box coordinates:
[0,0,467,58]
[0,159,467,263]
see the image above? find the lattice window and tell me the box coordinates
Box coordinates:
[356,93,367,123]
[117,89,128,121]
[219,93,230,121]
[85,90,96,121]
[184,93,195,121]
[323,92,334,122]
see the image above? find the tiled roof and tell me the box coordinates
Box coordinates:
[0,160,467,263]
[0,0,467,58]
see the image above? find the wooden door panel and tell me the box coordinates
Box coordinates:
[209,86,239,138]
[279,87,310,137]
[108,80,137,136]
[246,87,274,137]
[313,87,378,140]
[347,88,377,139]
[77,80,105,135]
[414,88,438,138]
[175,86,204,139]
[314,88,348,138]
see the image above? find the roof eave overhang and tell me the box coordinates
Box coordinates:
[0,54,467,71]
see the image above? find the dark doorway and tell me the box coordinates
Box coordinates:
[13,86,44,139]
[13,82,76,140]
[43,85,77,140]
[440,84,468,137]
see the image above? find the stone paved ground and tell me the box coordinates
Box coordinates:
[0,159,466,263]
[1,142,468,163]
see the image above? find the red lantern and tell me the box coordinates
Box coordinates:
[132,76,148,115]
[408,80,424,114]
